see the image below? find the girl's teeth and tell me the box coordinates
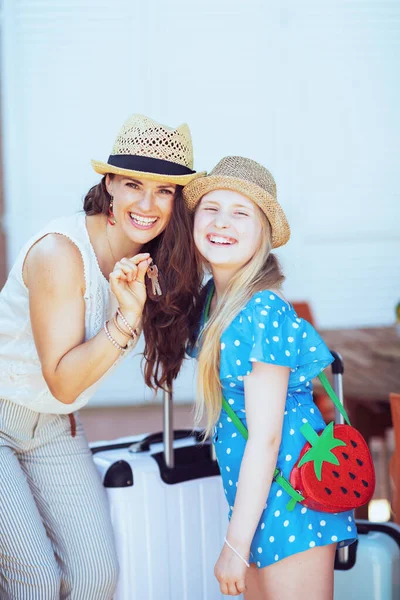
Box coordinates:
[130,213,157,225]
[209,236,233,244]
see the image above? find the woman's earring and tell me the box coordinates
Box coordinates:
[108,197,117,226]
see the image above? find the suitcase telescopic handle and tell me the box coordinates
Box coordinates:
[163,388,174,467]
[329,351,350,566]
[329,350,345,423]
[162,388,217,467]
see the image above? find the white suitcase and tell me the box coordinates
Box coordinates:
[328,354,400,599]
[91,390,235,600]
[334,521,400,600]
[92,355,397,599]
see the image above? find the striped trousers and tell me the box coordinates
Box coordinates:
[0,398,119,599]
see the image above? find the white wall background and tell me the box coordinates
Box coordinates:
[1,0,399,406]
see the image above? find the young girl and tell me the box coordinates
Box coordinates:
[183,156,356,599]
[0,113,204,599]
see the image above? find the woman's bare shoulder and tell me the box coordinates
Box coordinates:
[23,233,85,291]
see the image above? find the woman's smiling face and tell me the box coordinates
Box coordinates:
[106,174,176,244]
[193,189,264,271]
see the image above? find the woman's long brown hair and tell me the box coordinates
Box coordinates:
[84,176,202,390]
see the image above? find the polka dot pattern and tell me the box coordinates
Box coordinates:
[197,284,357,569]
[219,290,334,393]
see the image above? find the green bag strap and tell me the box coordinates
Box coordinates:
[221,397,304,511]
[203,284,214,324]
[317,372,351,426]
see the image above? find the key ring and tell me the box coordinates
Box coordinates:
[145,261,165,301]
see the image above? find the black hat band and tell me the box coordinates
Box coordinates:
[107,154,195,176]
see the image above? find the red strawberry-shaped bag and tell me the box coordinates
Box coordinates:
[290,420,374,512]
[222,354,375,513]
[288,361,375,513]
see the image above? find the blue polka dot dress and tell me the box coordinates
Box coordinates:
[202,285,357,569]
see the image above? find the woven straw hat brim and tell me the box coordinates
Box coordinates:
[91,160,206,186]
[183,175,290,248]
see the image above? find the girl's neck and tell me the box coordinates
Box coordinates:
[210,266,238,301]
[210,266,289,309]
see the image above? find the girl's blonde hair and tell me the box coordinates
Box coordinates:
[195,212,285,438]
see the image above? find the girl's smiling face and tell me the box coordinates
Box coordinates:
[193,189,264,271]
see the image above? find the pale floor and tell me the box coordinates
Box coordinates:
[79,403,199,443]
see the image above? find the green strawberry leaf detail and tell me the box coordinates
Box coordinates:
[297,422,347,481]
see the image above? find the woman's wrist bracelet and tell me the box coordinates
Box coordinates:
[224,537,250,568]
[113,315,131,339]
[103,320,127,353]
[117,307,139,339]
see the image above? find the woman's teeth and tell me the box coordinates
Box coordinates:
[129,213,158,226]
[208,235,235,245]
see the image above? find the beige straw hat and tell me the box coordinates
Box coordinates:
[183,156,290,248]
[92,114,206,185]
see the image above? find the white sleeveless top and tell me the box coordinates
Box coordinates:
[0,212,139,414]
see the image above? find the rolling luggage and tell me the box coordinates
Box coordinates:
[334,521,400,600]
[92,353,396,599]
[328,354,399,599]
[91,390,231,600]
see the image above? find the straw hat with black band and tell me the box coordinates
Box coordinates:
[92,114,206,186]
[182,155,290,249]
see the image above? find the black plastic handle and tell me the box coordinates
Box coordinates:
[330,350,344,376]
[131,429,203,453]
[91,428,203,456]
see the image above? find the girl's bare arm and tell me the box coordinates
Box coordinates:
[225,362,290,558]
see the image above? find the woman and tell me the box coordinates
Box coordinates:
[183,156,356,599]
[0,113,204,599]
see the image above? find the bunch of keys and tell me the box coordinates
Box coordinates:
[145,261,165,301]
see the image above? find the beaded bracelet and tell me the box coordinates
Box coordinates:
[117,308,139,339]
[103,320,127,353]
[113,315,131,339]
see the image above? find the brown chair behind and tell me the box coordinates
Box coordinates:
[389,393,400,524]
[291,301,316,327]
